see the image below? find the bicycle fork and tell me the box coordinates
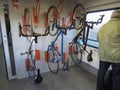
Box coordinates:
[61,30,69,71]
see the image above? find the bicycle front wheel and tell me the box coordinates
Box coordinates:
[73,3,86,30]
[23,8,33,35]
[47,46,59,74]
[71,42,82,65]
[47,6,59,36]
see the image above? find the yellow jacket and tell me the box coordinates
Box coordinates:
[97,18,120,63]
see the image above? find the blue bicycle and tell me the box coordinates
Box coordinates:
[46,3,86,74]
[47,27,69,74]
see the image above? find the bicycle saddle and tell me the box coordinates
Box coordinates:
[34,68,43,84]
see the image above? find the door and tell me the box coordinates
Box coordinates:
[0,3,16,80]
[4,4,16,76]
[0,20,8,80]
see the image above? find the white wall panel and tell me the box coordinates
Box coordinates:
[1,0,119,79]
[6,0,76,79]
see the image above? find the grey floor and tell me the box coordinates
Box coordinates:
[0,45,97,90]
[0,66,97,90]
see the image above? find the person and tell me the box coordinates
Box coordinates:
[97,10,120,90]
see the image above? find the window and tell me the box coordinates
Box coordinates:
[86,10,114,48]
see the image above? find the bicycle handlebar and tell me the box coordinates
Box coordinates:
[87,15,104,24]
[86,14,104,28]
[19,23,49,37]
[96,15,104,24]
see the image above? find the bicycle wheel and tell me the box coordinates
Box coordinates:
[24,8,33,34]
[73,3,86,30]
[47,6,59,36]
[71,42,82,65]
[47,46,59,74]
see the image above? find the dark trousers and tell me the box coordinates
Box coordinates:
[97,60,120,90]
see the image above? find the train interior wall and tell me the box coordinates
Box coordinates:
[0,0,120,80]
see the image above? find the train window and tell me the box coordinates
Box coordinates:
[86,10,114,48]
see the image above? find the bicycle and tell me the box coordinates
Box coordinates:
[21,36,43,84]
[44,3,86,36]
[44,3,86,74]
[69,15,104,65]
[46,12,79,74]
[56,1,86,30]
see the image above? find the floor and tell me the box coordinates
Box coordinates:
[0,65,97,90]
[0,43,97,90]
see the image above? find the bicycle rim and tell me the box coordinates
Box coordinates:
[71,42,82,65]
[47,46,59,74]
[47,6,59,36]
[44,26,49,36]
[73,3,86,30]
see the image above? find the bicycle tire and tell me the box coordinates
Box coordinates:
[71,42,82,65]
[24,8,33,34]
[46,6,59,36]
[73,3,86,30]
[23,8,33,40]
[44,26,50,36]
[47,46,59,74]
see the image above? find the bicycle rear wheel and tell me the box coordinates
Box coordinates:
[47,46,59,74]
[71,42,82,65]
[47,6,59,36]
[73,3,86,30]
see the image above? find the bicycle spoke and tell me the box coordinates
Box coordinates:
[71,43,82,65]
[47,46,59,74]
[47,6,59,36]
[73,3,86,30]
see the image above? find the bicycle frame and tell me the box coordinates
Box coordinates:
[71,15,104,50]
[48,29,65,62]
[21,36,43,84]
[47,24,70,74]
